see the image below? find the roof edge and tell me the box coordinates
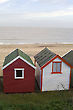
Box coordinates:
[57,55,72,68]
[62,50,73,58]
[34,47,56,59]
[41,55,72,70]
[5,48,19,59]
[41,55,57,69]
[2,56,36,70]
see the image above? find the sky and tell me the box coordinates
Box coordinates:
[0,0,73,27]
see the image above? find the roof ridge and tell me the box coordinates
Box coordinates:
[17,49,34,65]
[44,47,56,54]
[17,48,19,56]
[34,47,56,67]
[3,48,34,67]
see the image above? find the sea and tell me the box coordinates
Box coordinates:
[0,27,73,44]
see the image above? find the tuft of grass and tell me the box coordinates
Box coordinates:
[0,91,73,110]
[0,77,73,110]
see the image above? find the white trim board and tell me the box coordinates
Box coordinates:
[14,68,24,79]
[14,68,24,71]
[2,56,36,70]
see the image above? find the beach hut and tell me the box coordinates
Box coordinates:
[34,48,71,92]
[62,50,73,88]
[3,49,36,93]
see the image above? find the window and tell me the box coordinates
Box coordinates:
[52,62,62,74]
[14,68,24,79]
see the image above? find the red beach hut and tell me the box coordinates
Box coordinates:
[3,49,35,93]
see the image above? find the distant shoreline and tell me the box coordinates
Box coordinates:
[0,42,73,45]
[0,27,73,44]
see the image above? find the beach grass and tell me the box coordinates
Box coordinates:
[0,89,73,110]
[0,77,73,110]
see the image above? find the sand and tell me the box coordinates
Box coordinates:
[0,44,73,76]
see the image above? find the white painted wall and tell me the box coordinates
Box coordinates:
[35,63,41,89]
[42,57,70,91]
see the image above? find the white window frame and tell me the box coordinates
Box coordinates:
[14,68,24,79]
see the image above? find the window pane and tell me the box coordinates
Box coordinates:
[53,63,56,72]
[57,63,61,72]
[16,70,22,77]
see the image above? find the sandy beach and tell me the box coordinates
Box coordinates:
[0,44,73,76]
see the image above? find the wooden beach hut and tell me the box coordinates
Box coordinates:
[3,49,35,93]
[62,50,73,88]
[34,48,71,92]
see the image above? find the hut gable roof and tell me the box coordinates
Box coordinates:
[34,48,56,67]
[3,49,34,67]
[62,50,73,67]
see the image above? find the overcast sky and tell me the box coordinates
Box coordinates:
[0,0,73,27]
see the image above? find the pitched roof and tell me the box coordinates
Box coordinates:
[34,48,56,67]
[3,49,34,67]
[62,50,73,67]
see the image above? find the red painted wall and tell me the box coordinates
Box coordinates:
[3,58,35,93]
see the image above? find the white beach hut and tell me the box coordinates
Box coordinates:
[34,48,71,92]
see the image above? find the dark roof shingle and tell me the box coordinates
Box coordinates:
[34,48,56,67]
[3,49,34,67]
[62,50,73,67]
